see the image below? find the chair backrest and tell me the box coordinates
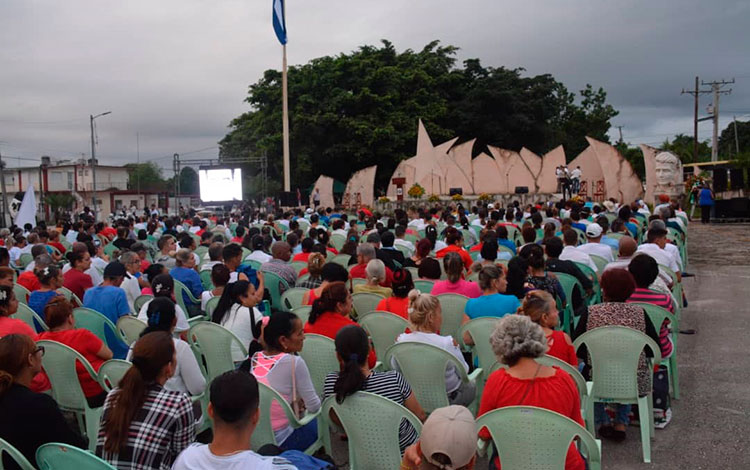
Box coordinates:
[73,307,125,348]
[330,234,346,251]
[350,292,384,319]
[629,302,676,333]
[17,253,33,270]
[350,278,367,291]
[536,355,587,399]
[133,294,153,313]
[589,254,609,273]
[253,382,303,451]
[11,303,49,332]
[56,286,82,307]
[476,406,600,470]
[298,333,338,397]
[573,326,660,401]
[263,271,290,310]
[459,317,501,373]
[36,340,97,413]
[97,359,132,392]
[358,311,409,360]
[290,261,308,276]
[281,287,308,311]
[199,270,214,291]
[36,442,117,470]
[331,254,351,267]
[194,245,208,259]
[395,244,412,258]
[12,283,30,305]
[384,341,469,413]
[321,392,422,470]
[187,322,247,383]
[173,279,199,314]
[549,272,582,333]
[0,437,35,470]
[116,316,146,346]
[435,293,469,343]
[291,306,312,325]
[413,279,434,294]
[204,295,221,319]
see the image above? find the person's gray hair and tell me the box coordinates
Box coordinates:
[365,259,386,283]
[34,254,54,270]
[356,243,376,260]
[489,315,547,366]
[120,251,139,265]
[174,248,193,266]
[208,242,224,261]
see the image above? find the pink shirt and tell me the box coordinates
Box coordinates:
[430,279,482,298]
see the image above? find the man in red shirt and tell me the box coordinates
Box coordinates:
[349,243,392,287]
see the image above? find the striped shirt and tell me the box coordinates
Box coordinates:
[323,370,418,451]
[627,288,674,358]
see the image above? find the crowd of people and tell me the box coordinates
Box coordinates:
[0,194,688,469]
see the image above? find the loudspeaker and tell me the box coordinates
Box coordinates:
[713,169,728,192]
[730,197,750,217]
[714,199,732,219]
[449,188,463,196]
[514,186,529,194]
[279,191,297,207]
[730,169,746,189]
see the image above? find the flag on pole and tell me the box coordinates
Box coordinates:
[15,185,37,229]
[272,0,287,45]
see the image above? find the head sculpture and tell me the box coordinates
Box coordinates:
[653,151,683,199]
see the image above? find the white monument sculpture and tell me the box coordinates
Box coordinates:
[641,145,684,204]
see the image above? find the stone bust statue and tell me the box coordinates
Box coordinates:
[652,151,684,200]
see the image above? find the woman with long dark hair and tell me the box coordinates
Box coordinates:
[97,331,194,469]
[211,280,263,363]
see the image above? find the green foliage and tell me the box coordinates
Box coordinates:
[659,134,711,163]
[615,142,646,179]
[719,120,750,157]
[125,162,166,192]
[44,193,76,214]
[178,167,199,194]
[220,40,619,193]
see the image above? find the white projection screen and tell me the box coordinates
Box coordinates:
[199,168,243,202]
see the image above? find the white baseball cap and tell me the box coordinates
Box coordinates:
[585,223,603,238]
[420,406,477,470]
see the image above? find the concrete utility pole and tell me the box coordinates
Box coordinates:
[0,149,9,227]
[90,111,111,220]
[733,116,740,156]
[702,79,734,161]
[616,125,624,144]
[682,76,711,163]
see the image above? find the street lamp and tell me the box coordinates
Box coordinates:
[90,111,111,220]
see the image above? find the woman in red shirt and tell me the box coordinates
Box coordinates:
[479,314,585,470]
[436,228,473,271]
[375,268,413,320]
[62,250,93,301]
[0,285,35,338]
[517,290,577,366]
[36,297,113,407]
[303,281,377,368]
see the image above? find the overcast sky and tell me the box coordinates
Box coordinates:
[1,0,748,173]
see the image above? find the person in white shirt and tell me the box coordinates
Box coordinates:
[137,274,190,333]
[211,280,263,362]
[120,251,145,314]
[559,229,598,272]
[576,223,615,263]
[172,370,297,470]
[393,225,415,253]
[245,235,273,264]
[8,236,26,266]
[636,227,681,281]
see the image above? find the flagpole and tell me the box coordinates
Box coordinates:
[282,43,290,192]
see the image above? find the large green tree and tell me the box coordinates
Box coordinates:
[125,162,167,192]
[719,119,750,157]
[220,40,619,193]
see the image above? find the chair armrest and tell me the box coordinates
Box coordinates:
[586,381,594,396]
[468,368,483,383]
[372,361,383,371]
[187,317,205,327]
[476,438,493,457]
[297,408,321,426]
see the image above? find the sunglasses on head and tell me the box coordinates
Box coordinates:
[34,346,45,356]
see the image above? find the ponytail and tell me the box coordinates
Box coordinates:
[141,297,177,336]
[333,325,369,404]
[308,281,348,325]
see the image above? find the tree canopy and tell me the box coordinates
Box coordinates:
[220,40,619,194]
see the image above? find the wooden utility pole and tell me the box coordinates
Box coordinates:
[702,79,734,161]
[681,76,710,163]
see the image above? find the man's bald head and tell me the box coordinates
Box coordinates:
[271,241,292,262]
[618,236,637,258]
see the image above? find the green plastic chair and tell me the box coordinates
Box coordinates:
[133,294,153,313]
[187,321,247,384]
[435,293,469,343]
[36,340,103,451]
[13,283,30,305]
[572,262,601,305]
[11,302,49,332]
[298,333,339,398]
[199,270,214,291]
[459,317,501,376]
[263,271,290,311]
[404,267,419,280]
[657,264,683,314]
[97,359,132,391]
[103,242,118,258]
[245,259,262,271]
[292,306,312,325]
[193,245,208,260]
[476,406,601,470]
[536,354,591,430]
[574,326,661,463]
[16,253,33,270]
[0,437,35,470]
[549,272,582,334]
[350,278,367,291]
[116,316,146,346]
[253,382,323,455]
[413,279,434,294]
[384,341,482,414]
[630,302,679,399]
[331,254,351,267]
[290,261,308,276]
[36,442,116,470]
[56,286,82,307]
[350,292,384,320]
[395,244,412,258]
[72,307,127,350]
[589,254,609,273]
[281,287,308,311]
[204,295,221,320]
[321,392,422,470]
[329,234,346,251]
[358,311,409,361]
[173,279,201,317]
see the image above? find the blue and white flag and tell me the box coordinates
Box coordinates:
[272,0,287,45]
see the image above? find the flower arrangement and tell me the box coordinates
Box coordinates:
[477,193,493,203]
[569,195,585,205]
[684,173,710,193]
[407,183,425,199]
[427,194,441,202]
[451,193,464,201]
[378,196,391,203]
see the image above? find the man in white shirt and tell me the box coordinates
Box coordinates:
[577,223,615,263]
[559,229,598,272]
[603,236,638,272]
[172,371,297,470]
[636,226,681,281]
[393,225,415,253]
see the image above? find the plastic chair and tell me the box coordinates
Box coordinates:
[253,382,323,455]
[331,254,351,267]
[350,278,367,290]
[573,326,661,463]
[133,294,153,313]
[435,293,469,343]
[330,234,346,251]
[476,406,601,470]
[187,321,247,384]
[103,242,118,258]
[536,354,591,429]
[263,271,290,311]
[292,306,312,325]
[199,270,214,290]
[0,437,35,470]
[321,392,423,470]
[193,245,208,260]
[384,341,482,414]
[630,302,679,399]
[413,279,434,294]
[116,316,146,346]
[589,254,609,273]
[13,283,30,305]
[358,311,409,361]
[572,262,601,305]
[97,359,132,391]
[459,317,501,375]
[16,253,33,270]
[395,244,412,258]
[298,334,339,398]
[350,292,384,320]
[290,261,308,276]
[245,259,262,271]
[204,295,221,320]
[11,302,49,332]
[72,308,127,349]
[56,286,82,307]
[173,279,201,317]
[549,272,582,334]
[36,442,116,470]
[36,340,103,451]
[281,287,308,311]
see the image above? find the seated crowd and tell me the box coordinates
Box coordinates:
[0,196,687,469]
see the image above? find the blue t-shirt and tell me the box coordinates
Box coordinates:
[465,293,521,320]
[600,236,619,252]
[27,290,60,332]
[498,238,517,254]
[82,285,130,358]
[170,267,203,306]
[699,188,714,206]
